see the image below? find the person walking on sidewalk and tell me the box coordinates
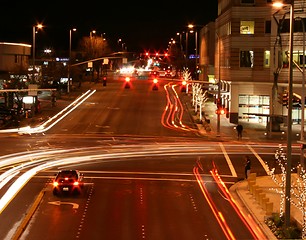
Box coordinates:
[236,124,243,140]
[244,155,251,179]
[51,91,57,107]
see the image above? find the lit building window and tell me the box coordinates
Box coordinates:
[240,50,254,68]
[264,50,270,68]
[240,21,255,34]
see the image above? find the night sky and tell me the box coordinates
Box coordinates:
[0,1,218,53]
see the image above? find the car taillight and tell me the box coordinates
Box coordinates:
[53,181,59,187]
[182,80,187,86]
[125,77,130,82]
[153,78,158,84]
[73,181,79,186]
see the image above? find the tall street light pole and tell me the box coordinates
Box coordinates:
[188,24,199,80]
[286,0,294,228]
[185,31,188,67]
[299,18,305,169]
[273,0,294,228]
[274,0,294,228]
[216,32,221,137]
[195,30,198,80]
[68,28,76,93]
[32,24,43,82]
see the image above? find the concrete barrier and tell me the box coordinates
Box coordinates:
[266,202,273,215]
[249,172,257,182]
[261,197,269,209]
[258,192,265,204]
[255,188,263,202]
[250,184,259,195]
[248,180,256,191]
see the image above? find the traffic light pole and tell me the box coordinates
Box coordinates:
[216,32,221,137]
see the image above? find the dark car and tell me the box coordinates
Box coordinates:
[52,170,84,196]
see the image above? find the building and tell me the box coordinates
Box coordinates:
[201,0,306,130]
[0,42,31,87]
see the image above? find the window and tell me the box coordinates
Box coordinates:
[264,50,270,67]
[240,21,254,34]
[238,95,270,124]
[265,21,271,34]
[299,54,306,66]
[240,50,254,68]
[241,0,255,4]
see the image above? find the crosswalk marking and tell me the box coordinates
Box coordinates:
[219,142,237,177]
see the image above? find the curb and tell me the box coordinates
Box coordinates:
[230,181,277,240]
[12,190,45,240]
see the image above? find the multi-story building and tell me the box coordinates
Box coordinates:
[0,42,31,87]
[200,0,306,131]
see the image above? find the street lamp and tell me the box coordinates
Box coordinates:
[68,28,76,93]
[32,23,43,82]
[188,24,199,80]
[296,17,306,168]
[216,32,221,137]
[273,0,294,228]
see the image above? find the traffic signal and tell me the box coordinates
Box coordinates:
[282,92,288,107]
[277,92,283,105]
[216,98,222,108]
[215,107,226,115]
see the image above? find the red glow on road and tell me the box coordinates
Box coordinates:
[161,83,198,133]
[194,165,267,240]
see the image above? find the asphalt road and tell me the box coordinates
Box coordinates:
[0,77,303,240]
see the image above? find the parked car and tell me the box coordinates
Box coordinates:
[52,170,84,196]
[0,106,15,125]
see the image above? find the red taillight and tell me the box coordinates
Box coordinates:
[53,181,58,187]
[182,80,187,86]
[73,181,79,186]
[125,77,130,82]
[153,78,158,84]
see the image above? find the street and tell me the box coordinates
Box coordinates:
[0,78,302,240]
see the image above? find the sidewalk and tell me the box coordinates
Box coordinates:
[182,93,305,239]
[184,93,302,144]
[230,174,304,239]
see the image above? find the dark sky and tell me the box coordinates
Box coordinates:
[0,1,218,53]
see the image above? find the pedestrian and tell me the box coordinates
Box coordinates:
[244,155,251,179]
[236,124,243,140]
[51,91,56,107]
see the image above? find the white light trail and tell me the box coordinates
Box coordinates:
[0,89,96,135]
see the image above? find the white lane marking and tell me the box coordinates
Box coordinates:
[247,145,270,174]
[219,142,237,177]
[48,201,79,209]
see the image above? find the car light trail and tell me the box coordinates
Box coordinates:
[194,161,266,240]
[161,83,198,133]
[0,89,96,135]
[0,142,284,220]
[193,166,235,240]
[209,166,266,239]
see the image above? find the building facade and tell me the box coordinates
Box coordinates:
[201,0,306,130]
[0,42,31,82]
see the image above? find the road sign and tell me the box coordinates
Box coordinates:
[28,84,38,96]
